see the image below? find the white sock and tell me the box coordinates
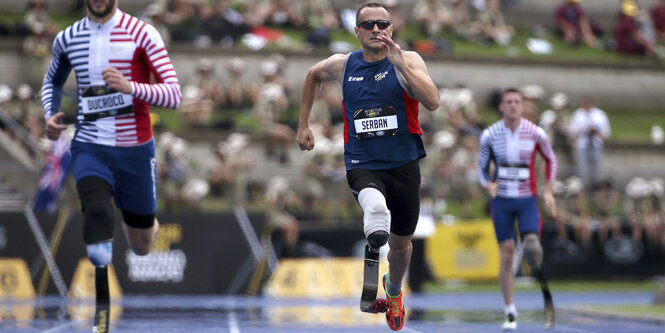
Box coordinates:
[504,303,517,317]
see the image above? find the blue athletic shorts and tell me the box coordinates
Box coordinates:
[71,140,157,215]
[490,196,541,243]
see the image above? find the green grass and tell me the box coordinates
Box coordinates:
[424,279,662,293]
[479,106,665,143]
[602,106,665,143]
[151,107,185,134]
[411,26,659,66]
[575,304,665,321]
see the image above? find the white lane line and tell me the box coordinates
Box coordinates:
[41,321,77,333]
[554,325,596,333]
[229,311,241,333]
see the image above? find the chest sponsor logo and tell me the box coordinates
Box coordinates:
[374,71,388,81]
[348,76,364,82]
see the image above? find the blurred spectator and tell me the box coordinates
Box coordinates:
[308,83,336,139]
[423,130,457,217]
[265,176,301,257]
[196,58,226,107]
[181,178,210,209]
[451,0,480,41]
[253,60,294,163]
[301,135,348,221]
[254,61,289,121]
[520,84,544,124]
[206,0,252,45]
[0,84,14,135]
[539,92,573,168]
[554,0,602,49]
[293,0,338,29]
[613,0,656,56]
[652,125,664,145]
[22,0,58,58]
[143,3,171,47]
[565,176,592,248]
[23,0,57,36]
[223,57,258,110]
[156,132,190,211]
[646,177,665,251]
[383,0,406,43]
[590,179,622,244]
[651,0,665,43]
[14,84,42,140]
[167,0,213,43]
[476,0,514,45]
[181,85,214,127]
[209,133,253,205]
[164,0,197,27]
[624,177,656,248]
[449,135,481,218]
[256,0,298,27]
[412,0,454,38]
[548,180,572,242]
[568,96,610,187]
[649,178,665,251]
[439,85,482,137]
[267,53,295,100]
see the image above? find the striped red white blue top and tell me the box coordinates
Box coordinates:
[42,9,181,146]
[478,118,557,198]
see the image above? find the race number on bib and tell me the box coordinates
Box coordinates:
[497,165,530,181]
[353,106,398,139]
[81,85,133,119]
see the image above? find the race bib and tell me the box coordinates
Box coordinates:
[81,85,133,119]
[353,106,398,139]
[497,164,530,181]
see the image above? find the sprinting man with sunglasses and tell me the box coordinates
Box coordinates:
[296,2,439,331]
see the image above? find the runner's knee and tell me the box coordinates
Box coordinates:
[523,233,543,268]
[122,210,155,229]
[358,188,391,246]
[123,211,157,255]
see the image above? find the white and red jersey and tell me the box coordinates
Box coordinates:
[42,9,181,146]
[478,118,557,198]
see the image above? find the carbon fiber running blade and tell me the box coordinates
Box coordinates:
[543,287,555,329]
[536,269,555,329]
[94,266,110,333]
[360,244,382,313]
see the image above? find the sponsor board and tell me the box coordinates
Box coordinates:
[0,258,35,299]
[69,259,122,299]
[265,258,399,299]
[425,221,500,280]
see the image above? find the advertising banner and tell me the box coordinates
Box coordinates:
[0,211,266,295]
[425,220,500,280]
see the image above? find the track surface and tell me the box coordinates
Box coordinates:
[1,291,663,332]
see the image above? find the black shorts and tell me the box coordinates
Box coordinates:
[346,159,421,237]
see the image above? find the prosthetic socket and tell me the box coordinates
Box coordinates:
[358,188,391,249]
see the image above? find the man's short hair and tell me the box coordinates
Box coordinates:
[502,87,522,101]
[356,2,391,26]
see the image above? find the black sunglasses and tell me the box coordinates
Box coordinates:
[357,20,391,30]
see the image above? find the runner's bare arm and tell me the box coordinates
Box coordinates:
[398,51,439,111]
[297,53,346,151]
[375,33,439,111]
